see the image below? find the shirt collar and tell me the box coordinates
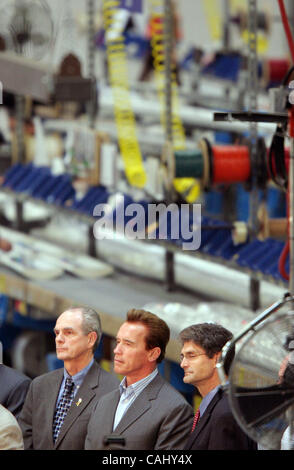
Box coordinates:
[64,358,94,389]
[199,384,220,417]
[119,368,158,397]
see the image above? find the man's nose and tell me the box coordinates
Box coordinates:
[180,357,188,368]
[56,332,64,343]
[114,343,121,354]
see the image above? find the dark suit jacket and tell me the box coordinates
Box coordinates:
[0,364,31,419]
[18,360,119,450]
[85,372,194,450]
[184,387,257,450]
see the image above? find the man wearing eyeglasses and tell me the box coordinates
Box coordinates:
[179,322,257,450]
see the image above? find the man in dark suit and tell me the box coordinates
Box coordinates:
[0,364,31,419]
[179,322,257,450]
[18,306,119,450]
[85,309,194,450]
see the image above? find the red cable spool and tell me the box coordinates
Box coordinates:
[264,58,291,83]
[211,145,251,184]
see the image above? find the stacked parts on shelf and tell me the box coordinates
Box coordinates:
[0,162,288,286]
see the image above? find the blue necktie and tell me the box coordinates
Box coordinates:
[52,377,75,442]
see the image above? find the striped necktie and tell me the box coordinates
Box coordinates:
[191,409,200,433]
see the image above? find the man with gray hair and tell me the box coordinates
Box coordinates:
[19,307,119,450]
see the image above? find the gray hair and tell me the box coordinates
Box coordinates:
[68,306,102,353]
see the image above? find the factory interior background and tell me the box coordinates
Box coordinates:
[1,0,294,450]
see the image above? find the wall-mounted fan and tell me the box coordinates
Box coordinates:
[0,0,54,60]
[218,294,294,450]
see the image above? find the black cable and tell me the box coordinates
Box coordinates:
[268,125,288,190]
[282,65,294,86]
[266,66,294,190]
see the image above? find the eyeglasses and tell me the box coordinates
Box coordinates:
[180,353,207,361]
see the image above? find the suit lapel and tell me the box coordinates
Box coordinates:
[54,362,99,448]
[187,388,222,448]
[114,374,163,435]
[107,390,121,431]
[45,369,64,447]
[114,392,151,434]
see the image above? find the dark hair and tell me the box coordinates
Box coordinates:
[179,322,233,359]
[126,308,170,363]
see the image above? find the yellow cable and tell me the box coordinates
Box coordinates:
[148,0,200,202]
[229,0,246,12]
[229,0,269,53]
[202,0,222,42]
[103,0,147,188]
[241,30,269,54]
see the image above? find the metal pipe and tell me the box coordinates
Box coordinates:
[15,95,25,164]
[289,133,294,299]
[164,0,173,147]
[222,0,231,52]
[87,0,96,130]
[164,0,175,291]
[247,0,260,311]
[286,84,294,445]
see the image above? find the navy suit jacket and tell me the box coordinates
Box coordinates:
[184,387,257,450]
[0,364,31,419]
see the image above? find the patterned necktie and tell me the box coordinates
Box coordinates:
[191,409,200,433]
[52,377,75,443]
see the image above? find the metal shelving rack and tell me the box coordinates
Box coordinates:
[0,0,288,311]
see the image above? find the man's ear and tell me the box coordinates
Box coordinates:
[88,331,97,349]
[148,347,161,363]
[214,351,222,367]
